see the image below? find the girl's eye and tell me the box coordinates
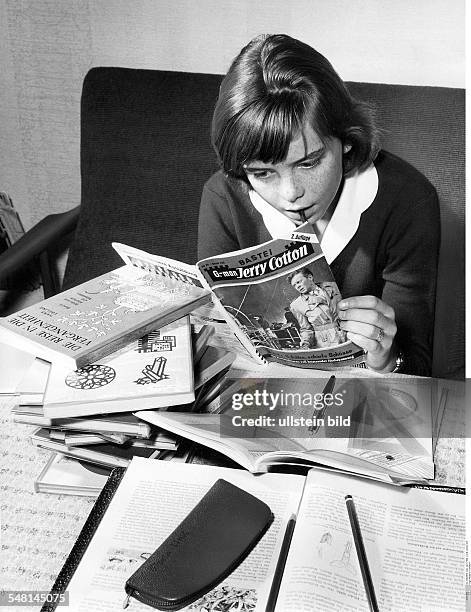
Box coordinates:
[251,170,272,180]
[299,157,322,169]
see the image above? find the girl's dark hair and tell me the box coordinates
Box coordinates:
[212,34,380,181]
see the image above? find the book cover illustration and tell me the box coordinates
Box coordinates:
[197,229,364,369]
[43,318,194,417]
[0,246,209,367]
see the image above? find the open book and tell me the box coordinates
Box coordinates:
[136,376,435,484]
[43,457,464,612]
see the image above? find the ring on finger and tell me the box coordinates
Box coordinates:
[375,327,385,344]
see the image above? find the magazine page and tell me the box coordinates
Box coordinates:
[136,376,434,482]
[112,242,205,287]
[63,457,305,612]
[196,231,364,369]
[274,469,465,612]
[191,303,255,360]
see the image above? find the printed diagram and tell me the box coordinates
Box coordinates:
[137,331,177,353]
[317,531,333,559]
[330,539,357,575]
[134,357,169,385]
[65,365,116,390]
[189,584,257,612]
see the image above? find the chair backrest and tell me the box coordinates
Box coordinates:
[64,68,222,283]
[64,68,464,379]
[346,82,464,379]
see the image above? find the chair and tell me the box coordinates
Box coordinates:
[0,68,464,379]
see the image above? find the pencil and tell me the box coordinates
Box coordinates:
[309,375,335,433]
[265,514,296,612]
[345,495,379,612]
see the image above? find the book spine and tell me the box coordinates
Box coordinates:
[73,293,209,368]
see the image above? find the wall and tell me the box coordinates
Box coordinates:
[0,0,465,230]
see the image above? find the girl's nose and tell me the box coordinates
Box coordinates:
[280,174,303,203]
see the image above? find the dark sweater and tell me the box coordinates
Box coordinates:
[197,151,440,376]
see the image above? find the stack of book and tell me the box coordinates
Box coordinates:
[10,317,235,495]
[2,240,438,492]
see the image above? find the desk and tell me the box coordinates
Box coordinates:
[0,375,465,611]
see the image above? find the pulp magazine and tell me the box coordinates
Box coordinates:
[119,224,364,370]
[45,458,465,612]
[0,230,359,370]
[136,376,435,485]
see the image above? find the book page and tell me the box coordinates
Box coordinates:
[65,457,305,611]
[136,375,433,482]
[275,469,465,612]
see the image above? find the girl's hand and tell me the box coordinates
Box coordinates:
[337,296,397,371]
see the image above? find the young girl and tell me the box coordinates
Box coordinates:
[198,34,439,376]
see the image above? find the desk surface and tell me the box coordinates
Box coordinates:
[0,377,465,610]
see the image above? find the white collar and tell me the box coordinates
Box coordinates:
[249,163,378,264]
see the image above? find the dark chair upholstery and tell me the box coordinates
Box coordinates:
[6,68,465,379]
[63,69,222,287]
[346,83,465,381]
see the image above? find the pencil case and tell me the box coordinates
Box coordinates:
[124,478,273,610]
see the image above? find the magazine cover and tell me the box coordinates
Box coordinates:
[197,230,365,369]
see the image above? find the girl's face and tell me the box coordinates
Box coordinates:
[243,124,344,225]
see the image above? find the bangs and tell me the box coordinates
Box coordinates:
[221,93,328,178]
[238,100,302,168]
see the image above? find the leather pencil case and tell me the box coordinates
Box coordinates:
[123,478,273,610]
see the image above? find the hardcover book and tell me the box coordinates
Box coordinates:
[42,317,194,418]
[0,245,210,368]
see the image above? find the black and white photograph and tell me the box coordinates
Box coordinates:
[0,1,466,611]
